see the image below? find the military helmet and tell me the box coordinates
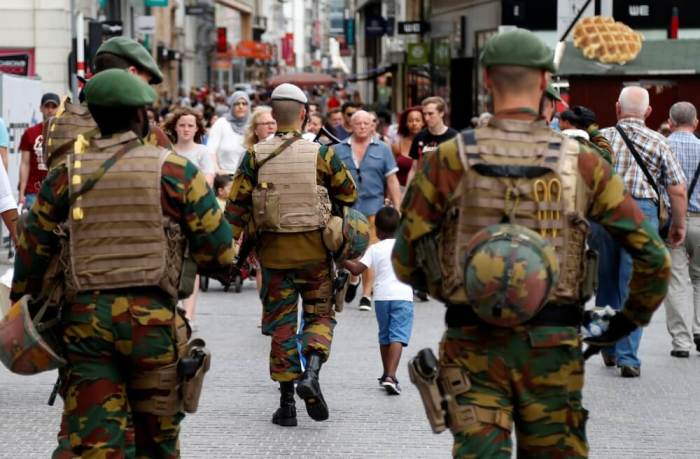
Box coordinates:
[463,224,559,327]
[0,295,66,375]
[334,207,370,263]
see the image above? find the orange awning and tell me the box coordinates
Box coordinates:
[234,40,272,61]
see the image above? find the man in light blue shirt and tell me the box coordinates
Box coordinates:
[334,110,401,311]
[665,101,700,358]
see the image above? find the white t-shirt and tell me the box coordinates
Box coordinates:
[207,117,246,174]
[174,143,215,175]
[359,238,413,301]
[0,161,15,213]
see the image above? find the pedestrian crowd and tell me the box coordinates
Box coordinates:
[1,29,700,459]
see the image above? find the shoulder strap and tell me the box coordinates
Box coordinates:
[615,125,660,197]
[69,140,139,206]
[688,160,700,203]
[254,135,301,170]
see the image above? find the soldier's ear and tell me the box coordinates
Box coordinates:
[483,69,493,91]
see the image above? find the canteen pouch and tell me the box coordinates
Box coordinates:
[407,348,447,434]
[580,249,599,302]
[180,338,211,413]
[252,183,281,231]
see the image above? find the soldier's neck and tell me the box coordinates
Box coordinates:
[493,105,540,120]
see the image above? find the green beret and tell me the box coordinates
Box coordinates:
[96,37,164,84]
[480,29,556,73]
[84,69,157,107]
[545,82,563,102]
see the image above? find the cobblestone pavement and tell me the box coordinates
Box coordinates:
[1,275,700,458]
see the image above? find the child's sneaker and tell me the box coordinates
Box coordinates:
[358,296,372,311]
[381,376,401,395]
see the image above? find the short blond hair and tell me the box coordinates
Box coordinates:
[422,96,446,113]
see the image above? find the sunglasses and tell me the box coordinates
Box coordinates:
[234,101,249,107]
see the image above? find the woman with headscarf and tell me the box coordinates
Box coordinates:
[207,90,251,175]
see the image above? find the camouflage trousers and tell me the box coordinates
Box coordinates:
[260,260,336,382]
[439,325,588,459]
[53,292,184,459]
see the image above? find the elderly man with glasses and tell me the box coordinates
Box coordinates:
[335,110,402,311]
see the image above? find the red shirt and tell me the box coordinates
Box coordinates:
[19,122,48,194]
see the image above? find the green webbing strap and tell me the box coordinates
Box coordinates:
[69,139,140,206]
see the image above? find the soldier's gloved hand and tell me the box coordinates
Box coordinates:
[583,312,637,360]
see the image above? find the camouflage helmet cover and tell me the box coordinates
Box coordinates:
[0,295,66,375]
[463,224,559,327]
[334,207,370,263]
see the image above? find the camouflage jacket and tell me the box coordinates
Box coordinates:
[225,131,357,269]
[11,136,235,302]
[392,117,671,327]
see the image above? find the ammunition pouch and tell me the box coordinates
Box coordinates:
[408,348,512,434]
[302,299,334,317]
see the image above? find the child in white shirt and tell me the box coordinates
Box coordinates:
[344,207,413,395]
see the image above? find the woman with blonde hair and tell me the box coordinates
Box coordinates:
[244,106,277,150]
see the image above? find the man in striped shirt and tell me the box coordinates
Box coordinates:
[664,101,700,358]
[595,86,687,377]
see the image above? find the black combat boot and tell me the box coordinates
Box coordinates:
[295,352,329,421]
[272,381,297,427]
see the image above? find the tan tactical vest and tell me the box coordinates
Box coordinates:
[252,135,331,233]
[440,119,593,305]
[44,98,98,171]
[65,131,184,299]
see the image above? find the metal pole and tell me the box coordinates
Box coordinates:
[76,11,85,80]
[70,0,78,100]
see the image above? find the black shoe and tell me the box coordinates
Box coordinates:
[620,365,641,378]
[415,290,429,302]
[345,281,359,303]
[671,350,690,358]
[296,353,329,421]
[694,334,700,352]
[272,381,297,427]
[359,296,372,311]
[602,354,616,367]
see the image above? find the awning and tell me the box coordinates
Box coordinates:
[346,65,393,82]
[234,40,272,61]
[268,72,337,87]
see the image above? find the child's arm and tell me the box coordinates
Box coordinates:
[343,259,368,276]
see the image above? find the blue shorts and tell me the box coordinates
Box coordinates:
[374,300,413,346]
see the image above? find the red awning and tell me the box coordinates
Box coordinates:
[268,72,336,87]
[234,40,272,61]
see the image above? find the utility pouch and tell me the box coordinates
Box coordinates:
[130,362,182,416]
[178,257,198,299]
[179,338,211,413]
[407,348,447,434]
[332,268,349,313]
[580,249,599,302]
[252,183,280,231]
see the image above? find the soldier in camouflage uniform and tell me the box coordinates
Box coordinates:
[44,36,169,172]
[11,69,235,458]
[393,29,671,458]
[226,84,357,426]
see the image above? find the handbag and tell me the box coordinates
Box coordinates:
[615,125,670,237]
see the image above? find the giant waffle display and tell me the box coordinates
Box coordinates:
[572,16,643,65]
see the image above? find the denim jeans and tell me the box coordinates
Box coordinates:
[588,198,658,368]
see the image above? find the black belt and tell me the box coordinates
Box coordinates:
[445,303,583,328]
